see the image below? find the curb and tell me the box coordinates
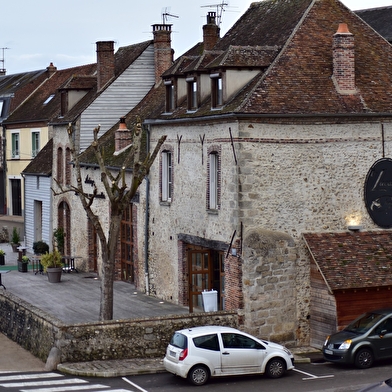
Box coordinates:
[57,358,166,378]
[57,354,314,378]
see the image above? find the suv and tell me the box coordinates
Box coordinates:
[323,309,392,368]
[163,325,294,386]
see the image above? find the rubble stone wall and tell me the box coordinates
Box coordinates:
[0,291,237,363]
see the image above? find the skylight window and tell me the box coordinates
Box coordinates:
[43,94,55,105]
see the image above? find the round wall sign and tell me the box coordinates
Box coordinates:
[364,158,392,228]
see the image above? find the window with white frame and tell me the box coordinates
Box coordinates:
[31,130,40,157]
[211,73,223,108]
[208,151,220,210]
[11,132,19,159]
[165,80,175,113]
[187,78,198,110]
[161,150,172,202]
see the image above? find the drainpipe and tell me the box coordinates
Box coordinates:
[144,123,151,295]
[2,124,6,215]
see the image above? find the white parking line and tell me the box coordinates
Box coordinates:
[122,377,149,392]
[293,368,335,380]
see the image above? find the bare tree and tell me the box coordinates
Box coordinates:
[54,118,166,320]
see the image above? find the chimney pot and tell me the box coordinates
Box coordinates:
[115,117,132,152]
[336,23,350,34]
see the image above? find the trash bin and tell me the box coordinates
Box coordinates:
[202,290,218,312]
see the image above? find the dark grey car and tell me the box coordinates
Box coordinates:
[323,309,392,368]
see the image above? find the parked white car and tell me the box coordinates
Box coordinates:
[163,325,294,386]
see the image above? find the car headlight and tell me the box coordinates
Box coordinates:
[338,340,352,350]
[283,347,292,356]
[324,336,330,346]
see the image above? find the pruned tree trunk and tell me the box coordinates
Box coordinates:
[53,120,166,321]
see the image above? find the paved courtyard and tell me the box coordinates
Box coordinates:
[0,242,189,324]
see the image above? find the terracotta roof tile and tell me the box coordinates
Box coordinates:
[303,231,392,291]
[156,0,392,120]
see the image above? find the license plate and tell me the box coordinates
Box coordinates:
[325,349,333,355]
[170,350,176,357]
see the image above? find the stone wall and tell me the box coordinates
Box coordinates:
[0,291,237,363]
[242,228,297,347]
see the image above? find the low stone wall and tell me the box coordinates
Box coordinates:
[0,290,238,363]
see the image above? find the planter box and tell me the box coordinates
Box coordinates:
[18,261,28,273]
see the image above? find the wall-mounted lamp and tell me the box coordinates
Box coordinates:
[348,225,363,232]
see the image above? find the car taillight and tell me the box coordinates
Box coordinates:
[179,348,188,361]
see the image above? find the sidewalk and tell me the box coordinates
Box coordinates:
[0,241,322,377]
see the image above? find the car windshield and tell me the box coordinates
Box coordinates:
[344,312,385,334]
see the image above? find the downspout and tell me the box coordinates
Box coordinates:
[144,123,151,295]
[2,124,6,215]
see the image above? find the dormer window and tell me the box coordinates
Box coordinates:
[210,73,223,108]
[164,80,175,113]
[186,77,198,111]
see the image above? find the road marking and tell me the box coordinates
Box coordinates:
[0,373,62,381]
[20,385,109,392]
[0,377,88,387]
[123,377,149,392]
[293,368,334,380]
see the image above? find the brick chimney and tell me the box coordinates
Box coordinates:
[96,41,115,90]
[115,117,132,153]
[332,23,356,94]
[203,12,220,51]
[152,24,173,85]
[46,62,57,77]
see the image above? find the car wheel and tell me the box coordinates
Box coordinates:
[266,357,286,378]
[187,365,210,386]
[354,348,374,369]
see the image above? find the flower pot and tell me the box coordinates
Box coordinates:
[46,267,62,283]
[11,243,20,253]
[18,261,28,273]
[0,254,4,265]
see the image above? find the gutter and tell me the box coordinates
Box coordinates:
[144,112,392,126]
[144,123,151,296]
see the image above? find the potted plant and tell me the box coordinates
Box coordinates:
[33,241,49,255]
[40,250,63,283]
[0,249,5,265]
[10,227,21,252]
[18,255,29,273]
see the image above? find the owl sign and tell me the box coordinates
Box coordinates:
[364,158,392,228]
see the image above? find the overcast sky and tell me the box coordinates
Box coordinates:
[2,0,391,75]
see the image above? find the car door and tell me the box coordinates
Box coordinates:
[370,317,392,359]
[220,332,267,375]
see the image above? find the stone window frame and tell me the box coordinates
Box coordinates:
[207,145,221,211]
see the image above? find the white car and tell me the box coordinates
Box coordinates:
[163,325,294,386]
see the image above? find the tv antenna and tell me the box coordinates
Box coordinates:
[201,1,229,27]
[0,47,9,74]
[162,7,179,24]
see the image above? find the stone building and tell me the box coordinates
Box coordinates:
[137,0,392,348]
[59,0,392,349]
